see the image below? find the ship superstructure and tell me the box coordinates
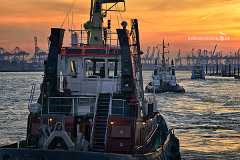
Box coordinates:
[146,40,185,93]
[0,1,181,159]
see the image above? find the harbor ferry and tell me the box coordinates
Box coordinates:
[0,0,181,159]
[145,40,185,93]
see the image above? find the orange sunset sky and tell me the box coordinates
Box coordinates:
[0,0,240,55]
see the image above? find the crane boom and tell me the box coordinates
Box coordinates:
[212,44,218,55]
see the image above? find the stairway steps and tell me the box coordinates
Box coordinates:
[96,110,108,112]
[97,107,109,110]
[98,102,109,104]
[94,135,105,138]
[96,112,108,114]
[97,106,109,108]
[94,131,106,134]
[97,109,109,111]
[97,106,109,109]
[95,116,108,120]
[96,111,108,113]
[92,93,111,152]
[95,122,107,125]
[93,141,105,144]
[94,128,106,131]
[94,120,107,123]
[97,111,108,113]
[96,114,108,116]
[94,139,105,143]
[94,133,105,138]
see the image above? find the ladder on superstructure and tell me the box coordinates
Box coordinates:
[91,93,111,152]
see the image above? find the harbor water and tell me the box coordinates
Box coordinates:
[0,71,240,159]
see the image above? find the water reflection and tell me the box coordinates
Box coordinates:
[143,71,240,159]
[0,71,239,159]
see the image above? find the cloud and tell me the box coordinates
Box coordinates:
[0,0,240,52]
[132,0,236,12]
[0,0,89,17]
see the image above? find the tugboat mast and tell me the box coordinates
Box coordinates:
[161,39,169,67]
[84,0,125,45]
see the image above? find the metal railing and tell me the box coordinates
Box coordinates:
[47,96,96,115]
[143,118,158,142]
[70,29,119,47]
[90,80,101,146]
[104,94,112,147]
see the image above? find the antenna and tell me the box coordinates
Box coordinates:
[60,0,77,28]
[34,36,38,54]
[90,0,94,21]
[212,44,218,55]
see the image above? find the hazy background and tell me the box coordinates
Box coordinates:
[0,0,240,54]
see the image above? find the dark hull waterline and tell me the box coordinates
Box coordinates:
[0,148,170,160]
[0,129,180,160]
[145,84,185,94]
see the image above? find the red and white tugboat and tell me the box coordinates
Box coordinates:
[0,1,181,159]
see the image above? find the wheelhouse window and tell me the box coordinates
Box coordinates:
[85,59,106,78]
[59,71,64,92]
[70,60,77,77]
[154,68,158,75]
[108,59,119,78]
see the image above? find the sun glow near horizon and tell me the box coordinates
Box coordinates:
[0,0,240,54]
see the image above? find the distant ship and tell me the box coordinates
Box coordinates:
[191,65,205,79]
[145,40,185,93]
[0,0,181,160]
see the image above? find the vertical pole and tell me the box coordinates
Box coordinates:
[206,65,208,75]
[213,65,215,76]
[72,98,75,115]
[238,65,240,77]
[162,40,165,67]
[229,64,231,76]
[48,98,50,114]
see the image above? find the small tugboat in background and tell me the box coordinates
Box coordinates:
[0,0,181,160]
[191,64,206,80]
[234,66,240,79]
[234,75,240,79]
[145,40,185,94]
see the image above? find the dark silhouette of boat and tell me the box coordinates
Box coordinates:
[191,65,205,80]
[0,1,181,159]
[145,40,185,94]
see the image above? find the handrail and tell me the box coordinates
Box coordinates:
[90,94,98,146]
[90,78,100,147]
[69,29,120,47]
[104,94,112,148]
[48,96,95,99]
[135,124,159,153]
[47,96,96,115]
